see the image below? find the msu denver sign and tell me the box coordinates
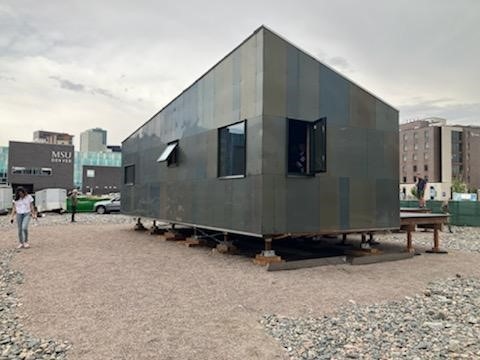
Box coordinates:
[51,151,72,164]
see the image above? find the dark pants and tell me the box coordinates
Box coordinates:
[71,205,77,222]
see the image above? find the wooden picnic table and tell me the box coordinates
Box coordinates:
[400,212,449,254]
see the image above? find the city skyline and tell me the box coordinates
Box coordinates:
[1,1,479,148]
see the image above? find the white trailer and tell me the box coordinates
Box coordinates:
[35,188,67,213]
[0,186,12,214]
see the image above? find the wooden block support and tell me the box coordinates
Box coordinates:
[164,232,186,241]
[253,254,283,266]
[183,238,202,248]
[216,242,238,254]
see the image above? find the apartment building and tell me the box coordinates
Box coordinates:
[399,118,480,200]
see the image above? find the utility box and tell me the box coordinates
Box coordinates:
[35,188,67,213]
[121,26,399,238]
[0,186,12,214]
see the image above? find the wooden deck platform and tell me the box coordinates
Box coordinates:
[400,212,449,253]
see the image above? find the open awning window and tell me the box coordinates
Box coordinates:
[157,141,178,165]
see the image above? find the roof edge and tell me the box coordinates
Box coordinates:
[122,25,266,144]
[261,25,398,111]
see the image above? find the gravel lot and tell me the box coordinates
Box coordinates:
[0,213,479,359]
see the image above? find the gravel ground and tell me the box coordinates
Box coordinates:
[380,226,480,253]
[0,215,479,359]
[0,249,70,360]
[0,213,134,229]
[263,276,480,359]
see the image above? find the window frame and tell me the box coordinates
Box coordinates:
[124,164,135,185]
[217,120,247,179]
[286,117,327,177]
[157,140,179,166]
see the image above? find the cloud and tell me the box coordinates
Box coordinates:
[327,56,351,72]
[50,76,85,92]
[399,98,480,125]
[0,74,15,81]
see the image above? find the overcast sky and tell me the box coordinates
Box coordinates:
[1,0,479,148]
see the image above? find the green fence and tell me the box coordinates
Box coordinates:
[400,200,480,227]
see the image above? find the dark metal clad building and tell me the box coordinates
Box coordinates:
[82,165,122,195]
[8,141,74,193]
[121,26,399,237]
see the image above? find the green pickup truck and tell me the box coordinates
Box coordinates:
[66,195,111,213]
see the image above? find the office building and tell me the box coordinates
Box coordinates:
[8,141,74,193]
[33,131,74,145]
[80,128,107,152]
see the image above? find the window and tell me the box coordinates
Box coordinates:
[402,176,407,183]
[403,144,407,151]
[424,165,428,171]
[413,153,417,161]
[287,118,327,175]
[124,165,135,185]
[414,132,418,140]
[413,165,417,172]
[218,121,246,177]
[414,143,418,150]
[403,133,407,141]
[86,169,95,178]
[424,153,429,160]
[157,140,179,166]
[11,166,52,176]
[425,141,429,149]
[413,176,417,182]
[402,155,407,162]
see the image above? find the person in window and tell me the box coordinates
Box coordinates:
[295,143,307,174]
[416,175,427,208]
[10,187,37,249]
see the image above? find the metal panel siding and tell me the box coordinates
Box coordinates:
[285,177,320,233]
[262,116,287,175]
[350,85,376,128]
[318,175,340,231]
[121,29,264,235]
[286,45,300,119]
[263,30,287,117]
[319,64,349,127]
[339,177,350,229]
[261,28,399,234]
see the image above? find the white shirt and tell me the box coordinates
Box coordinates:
[13,194,34,214]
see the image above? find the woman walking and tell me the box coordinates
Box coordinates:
[10,187,37,249]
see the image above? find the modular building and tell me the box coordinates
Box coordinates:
[8,141,74,193]
[122,26,399,238]
[82,165,122,195]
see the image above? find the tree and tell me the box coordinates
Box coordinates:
[452,178,468,194]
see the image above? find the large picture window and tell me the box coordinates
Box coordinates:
[124,165,135,185]
[218,121,246,177]
[287,117,327,175]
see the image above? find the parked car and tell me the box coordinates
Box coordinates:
[93,197,121,214]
